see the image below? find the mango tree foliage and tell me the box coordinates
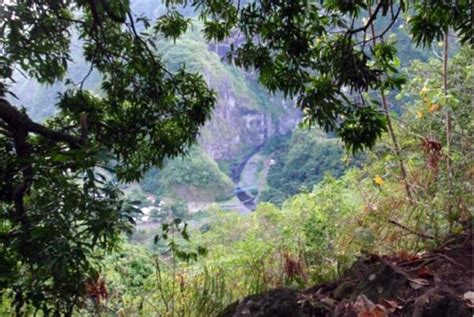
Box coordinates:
[165,0,471,152]
[0,0,215,314]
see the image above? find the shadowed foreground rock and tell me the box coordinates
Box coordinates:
[219,231,473,317]
[218,288,302,317]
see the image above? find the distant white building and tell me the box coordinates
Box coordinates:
[139,206,161,222]
[146,196,156,204]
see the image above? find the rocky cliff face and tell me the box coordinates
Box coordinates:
[199,42,299,162]
[199,79,299,161]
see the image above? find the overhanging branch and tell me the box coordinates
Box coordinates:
[348,3,383,35]
[0,98,81,147]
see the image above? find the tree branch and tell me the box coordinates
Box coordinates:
[348,3,383,35]
[0,98,86,231]
[99,0,126,23]
[0,98,81,147]
[356,5,402,46]
[126,12,173,78]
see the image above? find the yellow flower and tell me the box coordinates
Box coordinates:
[429,103,441,112]
[416,111,424,119]
[419,86,429,96]
[373,175,384,186]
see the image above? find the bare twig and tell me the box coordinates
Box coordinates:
[388,218,434,240]
[356,5,402,46]
[368,5,414,203]
[80,63,94,90]
[348,3,383,35]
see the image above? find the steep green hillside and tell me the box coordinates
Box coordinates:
[157,26,287,117]
[260,129,347,204]
[142,146,234,203]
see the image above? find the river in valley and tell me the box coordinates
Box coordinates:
[136,150,271,231]
[218,151,272,214]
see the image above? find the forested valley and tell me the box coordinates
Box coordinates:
[0,1,472,316]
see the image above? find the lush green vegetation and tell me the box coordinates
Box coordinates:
[142,146,234,202]
[1,47,463,317]
[260,129,347,204]
[92,47,470,316]
[1,0,472,316]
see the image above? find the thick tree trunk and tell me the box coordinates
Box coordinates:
[0,97,81,228]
